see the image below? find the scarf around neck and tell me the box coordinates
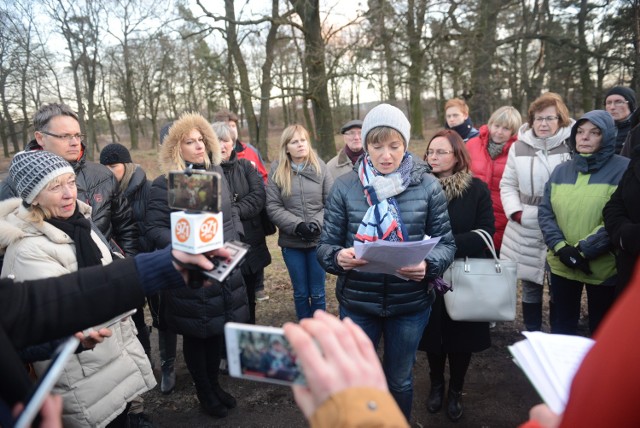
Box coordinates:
[45,204,103,268]
[344,145,364,165]
[355,153,413,242]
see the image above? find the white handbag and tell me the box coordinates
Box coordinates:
[443,229,517,322]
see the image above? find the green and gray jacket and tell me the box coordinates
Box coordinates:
[539,110,630,285]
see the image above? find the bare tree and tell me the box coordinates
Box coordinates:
[290,0,335,160]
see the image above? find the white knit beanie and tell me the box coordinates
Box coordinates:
[9,150,75,204]
[361,104,411,151]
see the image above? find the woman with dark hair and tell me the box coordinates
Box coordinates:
[500,92,574,332]
[145,112,248,418]
[420,129,495,422]
[539,110,629,335]
[266,124,333,320]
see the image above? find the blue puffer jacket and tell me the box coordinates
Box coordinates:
[317,158,456,317]
[539,110,630,285]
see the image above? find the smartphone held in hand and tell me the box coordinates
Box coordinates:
[224,322,306,386]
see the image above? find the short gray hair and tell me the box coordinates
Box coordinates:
[211,121,234,142]
[33,103,79,132]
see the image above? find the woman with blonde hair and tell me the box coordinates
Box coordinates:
[500,92,574,331]
[467,106,522,252]
[0,150,155,427]
[266,124,333,320]
[145,112,248,418]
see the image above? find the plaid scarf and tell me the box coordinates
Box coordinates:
[355,153,413,242]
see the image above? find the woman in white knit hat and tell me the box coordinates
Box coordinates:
[317,104,456,421]
[0,150,155,427]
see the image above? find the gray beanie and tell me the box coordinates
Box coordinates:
[9,150,74,204]
[361,104,411,150]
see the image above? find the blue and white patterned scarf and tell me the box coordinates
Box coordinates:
[355,153,413,242]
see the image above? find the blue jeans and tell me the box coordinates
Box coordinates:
[282,247,326,319]
[340,306,431,420]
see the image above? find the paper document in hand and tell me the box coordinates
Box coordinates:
[508,331,595,414]
[353,236,441,279]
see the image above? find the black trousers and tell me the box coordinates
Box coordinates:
[427,352,472,391]
[549,272,616,335]
[242,269,263,324]
[182,335,224,393]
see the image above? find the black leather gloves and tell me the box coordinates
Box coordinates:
[296,222,321,241]
[556,244,592,275]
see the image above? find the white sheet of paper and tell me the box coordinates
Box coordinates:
[353,236,441,279]
[509,332,595,414]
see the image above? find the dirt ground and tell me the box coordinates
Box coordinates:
[141,236,551,428]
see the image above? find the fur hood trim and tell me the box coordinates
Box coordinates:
[159,112,221,173]
[437,170,472,201]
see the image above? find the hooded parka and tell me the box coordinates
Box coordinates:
[144,113,248,337]
[539,110,630,285]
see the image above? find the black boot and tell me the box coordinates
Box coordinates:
[196,388,228,418]
[159,330,177,394]
[213,383,237,409]
[447,387,463,422]
[522,302,543,331]
[427,380,445,413]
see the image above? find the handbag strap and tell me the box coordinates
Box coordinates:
[471,229,498,262]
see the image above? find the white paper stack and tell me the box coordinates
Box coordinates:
[509,331,595,414]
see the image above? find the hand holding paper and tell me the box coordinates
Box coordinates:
[353,237,441,280]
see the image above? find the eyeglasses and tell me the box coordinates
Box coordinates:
[533,116,559,123]
[426,149,454,157]
[344,130,361,137]
[605,99,628,107]
[41,131,85,142]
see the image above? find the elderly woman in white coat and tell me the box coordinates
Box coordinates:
[0,150,154,427]
[500,92,574,332]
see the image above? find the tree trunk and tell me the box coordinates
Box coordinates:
[291,0,335,161]
[577,0,593,112]
[469,0,502,124]
[224,0,259,145]
[406,0,427,140]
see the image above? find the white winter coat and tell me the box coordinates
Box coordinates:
[0,198,156,427]
[499,122,574,284]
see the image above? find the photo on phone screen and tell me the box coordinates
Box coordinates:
[168,170,221,212]
[224,322,306,386]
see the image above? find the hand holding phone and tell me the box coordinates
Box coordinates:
[283,311,389,419]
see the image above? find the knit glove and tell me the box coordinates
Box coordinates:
[295,222,315,241]
[556,245,592,275]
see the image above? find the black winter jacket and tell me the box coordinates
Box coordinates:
[220,153,271,274]
[420,175,494,354]
[604,150,640,294]
[0,141,138,256]
[317,159,456,317]
[122,166,152,253]
[145,166,249,337]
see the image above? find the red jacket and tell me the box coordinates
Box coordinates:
[466,125,516,252]
[235,140,268,184]
[521,261,640,428]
